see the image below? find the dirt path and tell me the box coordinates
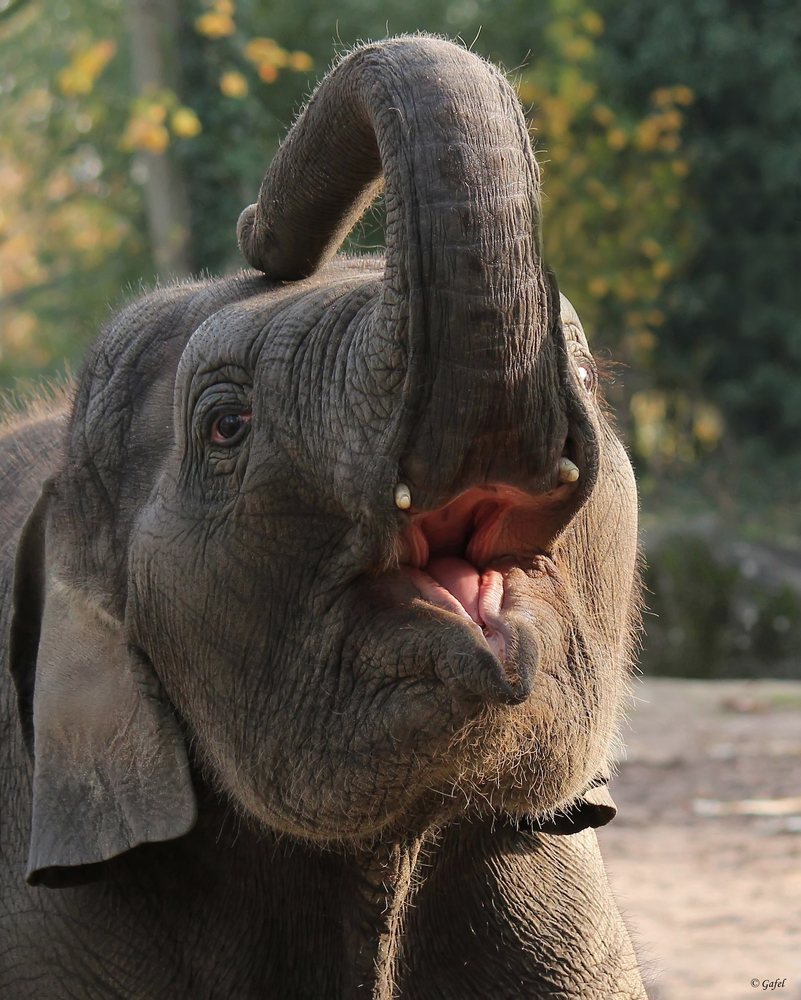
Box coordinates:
[598,679,801,1000]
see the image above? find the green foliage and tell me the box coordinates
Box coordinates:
[171,0,316,271]
[519,3,691,358]
[0,0,315,381]
[3,0,800,464]
[0,0,149,384]
[599,0,801,456]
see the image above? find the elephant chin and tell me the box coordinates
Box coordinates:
[226,565,607,845]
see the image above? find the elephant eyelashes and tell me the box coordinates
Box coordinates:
[210,411,252,445]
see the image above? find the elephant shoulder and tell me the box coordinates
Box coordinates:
[0,402,68,561]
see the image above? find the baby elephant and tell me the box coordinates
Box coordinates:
[0,36,646,999]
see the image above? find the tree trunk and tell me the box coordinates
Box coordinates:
[128,0,193,280]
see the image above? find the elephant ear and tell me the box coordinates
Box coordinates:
[10,482,197,888]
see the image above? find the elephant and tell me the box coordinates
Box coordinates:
[0,36,646,999]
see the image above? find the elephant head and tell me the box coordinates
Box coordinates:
[11,37,639,885]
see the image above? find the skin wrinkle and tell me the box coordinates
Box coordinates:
[0,37,647,999]
[402,826,644,998]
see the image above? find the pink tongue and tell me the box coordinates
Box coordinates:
[425,557,482,624]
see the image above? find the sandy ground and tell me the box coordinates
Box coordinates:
[598,678,801,1000]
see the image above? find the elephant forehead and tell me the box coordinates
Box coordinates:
[559,293,591,351]
[176,263,384,387]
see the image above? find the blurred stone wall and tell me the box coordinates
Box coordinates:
[641,529,801,679]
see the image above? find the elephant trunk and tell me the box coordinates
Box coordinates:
[239,38,570,502]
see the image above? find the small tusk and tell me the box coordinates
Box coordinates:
[394,483,412,509]
[558,457,580,484]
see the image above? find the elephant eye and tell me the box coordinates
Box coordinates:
[210,411,252,445]
[576,360,596,392]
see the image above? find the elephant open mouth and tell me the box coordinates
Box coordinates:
[396,480,575,673]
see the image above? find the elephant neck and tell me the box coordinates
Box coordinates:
[340,838,423,998]
[168,786,425,999]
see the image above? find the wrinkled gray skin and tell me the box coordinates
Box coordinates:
[0,37,645,999]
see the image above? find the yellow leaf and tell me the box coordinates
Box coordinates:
[146,103,167,124]
[693,403,724,448]
[195,12,235,38]
[140,124,170,154]
[57,39,116,97]
[562,37,593,62]
[661,109,683,131]
[244,38,281,62]
[258,63,278,83]
[580,10,604,36]
[635,119,659,151]
[170,107,202,138]
[606,127,626,150]
[220,70,248,98]
[120,115,170,154]
[639,237,661,259]
[244,40,288,70]
[593,104,614,126]
[289,51,313,72]
[672,85,695,106]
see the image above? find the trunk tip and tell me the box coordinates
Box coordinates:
[238,203,265,274]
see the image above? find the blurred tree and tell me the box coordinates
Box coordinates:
[6,0,798,682]
[0,0,144,384]
[5,0,779,488]
[128,0,193,277]
[599,0,801,459]
[0,0,313,386]
[515,0,702,466]
[175,0,695,393]
[171,0,316,271]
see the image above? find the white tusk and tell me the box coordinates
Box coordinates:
[394,483,412,509]
[558,457,580,484]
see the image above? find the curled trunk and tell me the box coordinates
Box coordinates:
[239,37,568,498]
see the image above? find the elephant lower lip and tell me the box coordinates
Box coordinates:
[393,484,561,685]
[400,562,508,663]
